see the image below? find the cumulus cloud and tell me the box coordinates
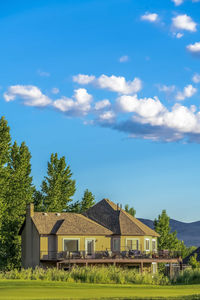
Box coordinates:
[172,0,184,6]
[73,74,142,95]
[119,55,129,63]
[98,110,115,123]
[53,88,92,116]
[95,99,111,110]
[176,84,197,101]
[113,94,200,142]
[73,74,95,84]
[4,85,51,107]
[192,73,200,83]
[141,13,158,22]
[187,42,200,56]
[172,14,197,32]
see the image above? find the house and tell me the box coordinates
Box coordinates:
[20,198,179,273]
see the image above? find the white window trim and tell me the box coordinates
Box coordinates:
[125,238,140,250]
[113,238,120,251]
[85,238,96,254]
[62,238,80,251]
[145,238,150,252]
[152,239,156,251]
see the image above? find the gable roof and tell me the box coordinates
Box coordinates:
[84,199,159,237]
[31,212,112,235]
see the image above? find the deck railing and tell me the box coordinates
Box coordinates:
[40,250,182,261]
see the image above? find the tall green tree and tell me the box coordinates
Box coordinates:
[0,141,34,269]
[154,210,182,251]
[41,153,76,212]
[80,189,95,212]
[0,117,12,266]
[124,204,136,217]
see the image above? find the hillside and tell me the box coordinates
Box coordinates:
[138,218,200,247]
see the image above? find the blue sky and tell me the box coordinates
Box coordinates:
[1,0,200,221]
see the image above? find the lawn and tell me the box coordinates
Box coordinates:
[1,281,200,299]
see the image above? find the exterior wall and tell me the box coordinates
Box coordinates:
[120,236,157,252]
[57,235,111,252]
[21,204,40,269]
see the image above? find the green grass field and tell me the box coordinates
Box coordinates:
[1,281,200,300]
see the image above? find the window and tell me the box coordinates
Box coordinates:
[113,238,120,251]
[126,239,139,250]
[152,240,156,251]
[145,239,150,251]
[63,239,79,251]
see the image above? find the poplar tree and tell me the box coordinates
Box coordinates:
[0,117,11,266]
[124,204,136,217]
[1,141,34,269]
[41,153,76,212]
[80,189,95,212]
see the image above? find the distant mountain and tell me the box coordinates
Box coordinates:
[138,218,200,247]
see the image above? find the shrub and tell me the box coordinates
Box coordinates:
[0,266,170,285]
[173,268,200,284]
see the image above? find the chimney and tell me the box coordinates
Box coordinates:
[26,203,34,218]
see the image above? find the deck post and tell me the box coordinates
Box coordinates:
[140,262,143,274]
[169,263,173,279]
[56,262,59,269]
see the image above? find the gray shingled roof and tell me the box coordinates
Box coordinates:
[32,212,113,235]
[84,199,159,237]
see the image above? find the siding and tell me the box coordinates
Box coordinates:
[57,235,111,252]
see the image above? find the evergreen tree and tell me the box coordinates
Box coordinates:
[80,189,95,212]
[42,153,76,212]
[68,200,81,213]
[154,210,181,251]
[0,141,34,269]
[33,190,44,212]
[124,204,136,217]
[0,117,11,267]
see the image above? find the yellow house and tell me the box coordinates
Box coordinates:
[20,199,159,271]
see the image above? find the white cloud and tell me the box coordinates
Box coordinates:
[157,84,176,93]
[176,84,197,100]
[97,75,142,94]
[73,74,95,84]
[4,85,51,107]
[53,88,92,116]
[37,70,50,77]
[119,55,129,63]
[141,13,158,22]
[192,73,200,83]
[172,0,184,6]
[176,33,184,38]
[51,88,60,94]
[95,99,111,110]
[116,94,200,138]
[172,14,197,32]
[187,42,200,55]
[73,74,142,94]
[98,110,115,123]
